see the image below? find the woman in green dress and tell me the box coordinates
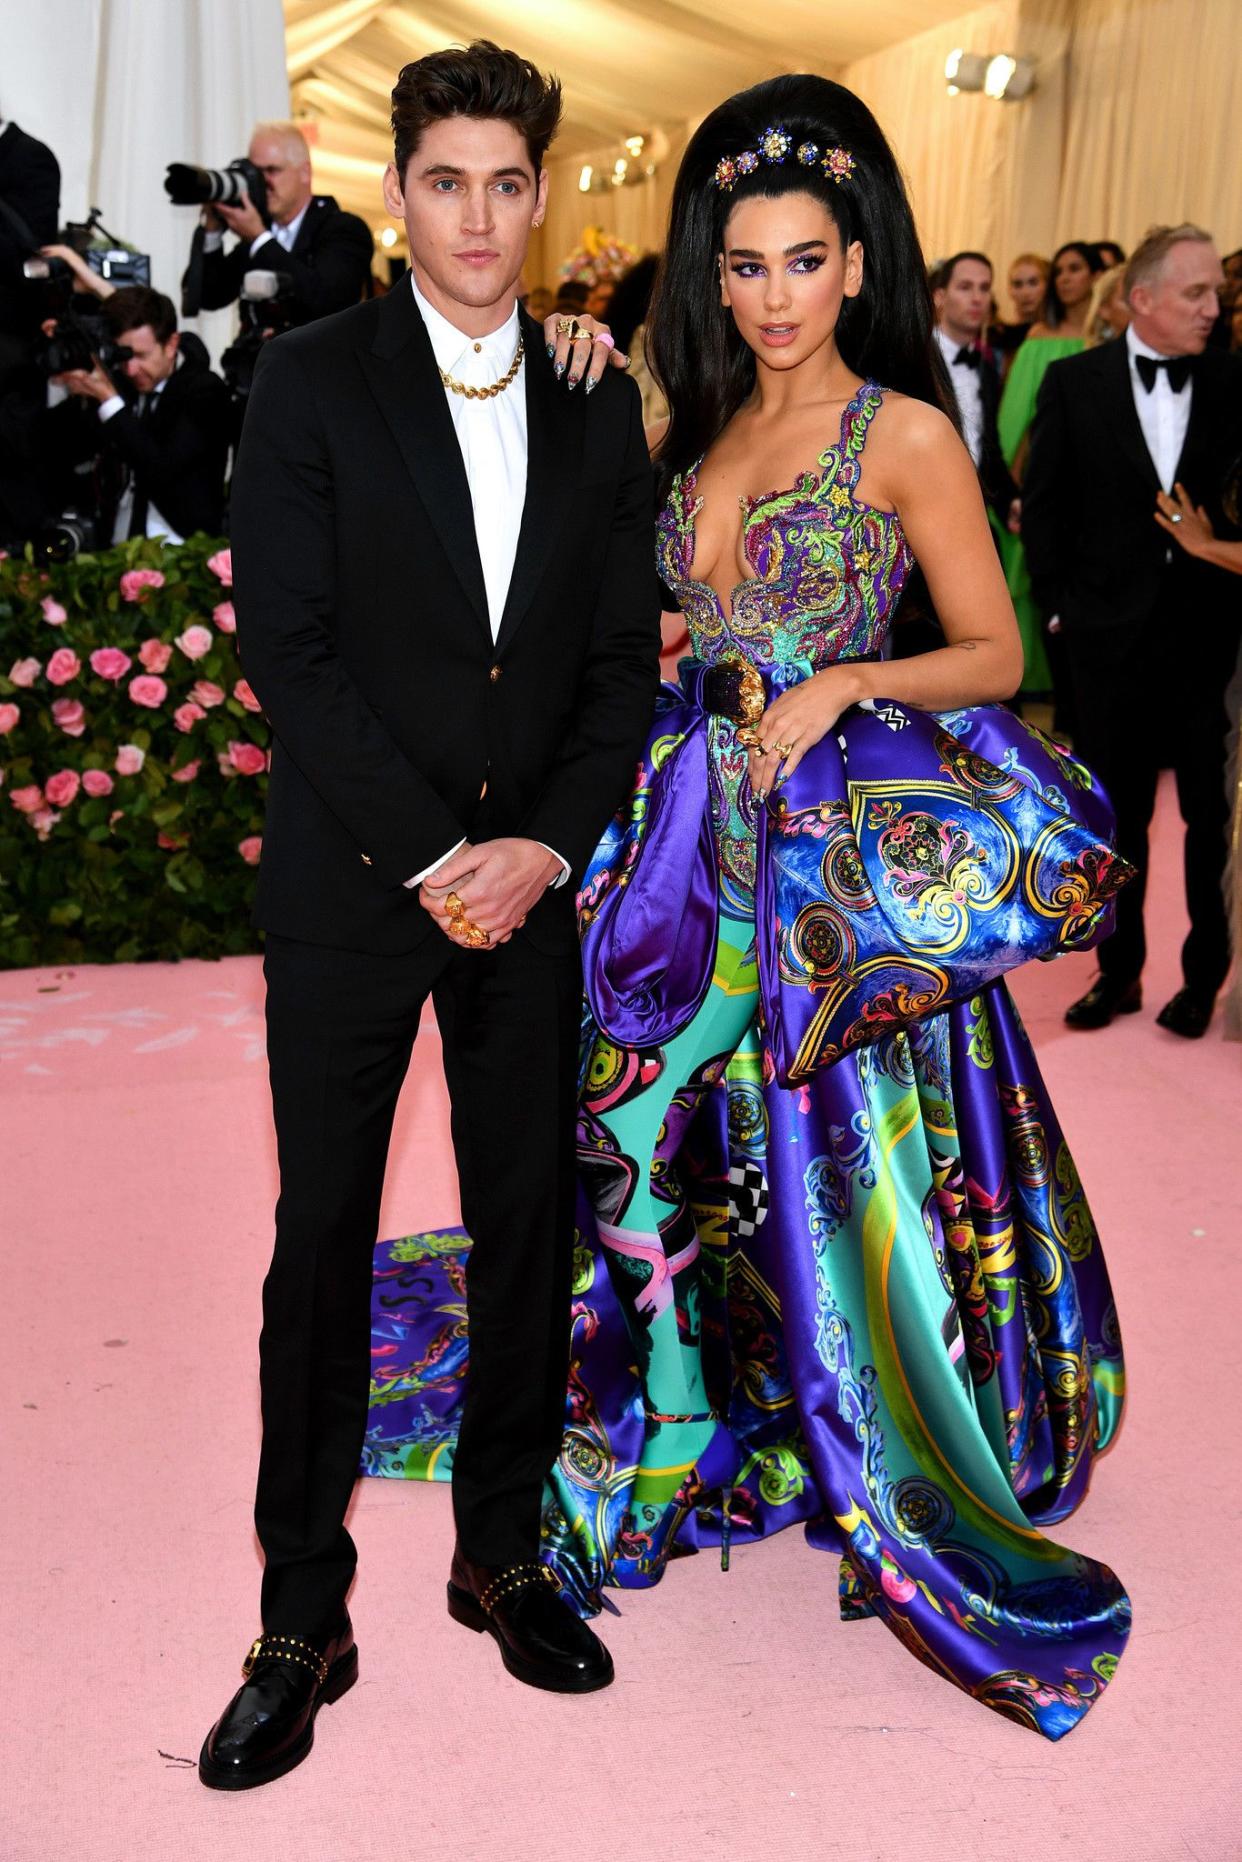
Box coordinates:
[1000,241,1105,708]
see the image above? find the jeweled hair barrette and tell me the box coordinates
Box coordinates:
[712,125,856,193]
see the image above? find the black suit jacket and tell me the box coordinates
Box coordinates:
[1021,338,1242,652]
[977,349,1019,522]
[230,279,660,956]
[43,347,233,540]
[191,195,373,321]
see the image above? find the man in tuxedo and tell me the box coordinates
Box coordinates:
[186,122,372,324]
[1023,224,1242,1036]
[932,252,1020,533]
[48,285,232,540]
[199,42,658,1790]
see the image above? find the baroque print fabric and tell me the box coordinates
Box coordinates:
[366,380,1131,1739]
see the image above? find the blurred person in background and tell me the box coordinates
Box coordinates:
[1023,224,1242,1036]
[931,250,1020,534]
[188,122,373,324]
[989,250,1048,377]
[0,111,61,543]
[1094,239,1127,270]
[1084,263,1130,347]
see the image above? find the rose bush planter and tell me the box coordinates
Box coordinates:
[0,538,269,966]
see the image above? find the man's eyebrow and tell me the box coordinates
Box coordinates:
[418,163,530,181]
[726,239,828,259]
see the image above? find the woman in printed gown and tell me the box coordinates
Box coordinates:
[368,76,1132,1741]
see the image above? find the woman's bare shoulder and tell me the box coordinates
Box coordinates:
[873,390,958,456]
[645,416,669,459]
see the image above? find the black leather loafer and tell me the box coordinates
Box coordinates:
[447,1547,613,1694]
[198,1619,357,1790]
[1064,975,1142,1030]
[1155,987,1215,1039]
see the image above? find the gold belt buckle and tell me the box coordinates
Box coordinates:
[728,657,766,749]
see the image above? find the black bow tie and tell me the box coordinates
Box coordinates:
[954,345,982,370]
[1135,352,1193,393]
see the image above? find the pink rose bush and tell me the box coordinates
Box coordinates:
[51,698,86,737]
[1,538,268,962]
[120,568,166,603]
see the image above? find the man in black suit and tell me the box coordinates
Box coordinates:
[49,284,232,539]
[1023,224,1242,1036]
[932,251,1021,533]
[0,115,61,541]
[186,122,372,324]
[199,43,658,1790]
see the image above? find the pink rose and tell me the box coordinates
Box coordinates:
[9,657,40,687]
[51,697,86,737]
[174,701,207,733]
[129,674,168,708]
[207,548,232,586]
[138,638,172,673]
[212,601,236,633]
[40,596,67,625]
[89,646,132,682]
[44,768,80,808]
[10,784,44,814]
[46,647,81,686]
[175,624,213,662]
[227,739,267,777]
[238,835,263,865]
[120,567,166,603]
[191,679,226,708]
[171,759,201,784]
[82,768,114,798]
[233,677,262,714]
[157,830,188,850]
[114,743,145,775]
[0,702,18,735]
[31,808,60,840]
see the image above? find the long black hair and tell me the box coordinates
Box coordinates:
[1041,240,1106,328]
[648,74,948,504]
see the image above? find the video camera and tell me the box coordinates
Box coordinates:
[164,158,270,220]
[219,268,297,404]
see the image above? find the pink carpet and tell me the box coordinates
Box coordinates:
[3,773,1239,1862]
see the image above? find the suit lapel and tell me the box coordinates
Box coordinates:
[494,308,583,656]
[357,278,490,638]
[1098,336,1160,492]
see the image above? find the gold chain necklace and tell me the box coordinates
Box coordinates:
[439,330,525,401]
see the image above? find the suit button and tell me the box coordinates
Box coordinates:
[489,665,502,683]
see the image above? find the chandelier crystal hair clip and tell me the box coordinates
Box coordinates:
[712,125,856,193]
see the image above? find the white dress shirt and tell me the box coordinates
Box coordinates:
[404,272,566,893]
[250,201,310,259]
[1126,322,1193,492]
[98,366,183,544]
[934,325,984,466]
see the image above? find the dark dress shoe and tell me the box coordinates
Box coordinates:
[198,1618,357,1790]
[1156,987,1215,1039]
[447,1546,614,1694]
[1064,975,1142,1030]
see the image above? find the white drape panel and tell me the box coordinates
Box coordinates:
[7,0,289,359]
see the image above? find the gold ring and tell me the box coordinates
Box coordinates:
[460,920,490,947]
[569,329,593,343]
[774,741,794,757]
[445,892,465,916]
[556,315,581,337]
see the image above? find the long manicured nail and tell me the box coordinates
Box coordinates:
[567,373,580,391]
[546,341,556,358]
[584,374,597,395]
[754,788,767,805]
[554,361,565,380]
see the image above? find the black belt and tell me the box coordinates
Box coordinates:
[689,653,882,726]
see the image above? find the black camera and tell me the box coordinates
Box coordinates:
[34,303,131,380]
[219,268,296,400]
[31,508,103,563]
[164,158,269,219]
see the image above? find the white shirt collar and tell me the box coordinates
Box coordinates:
[410,269,519,379]
[1126,322,1181,364]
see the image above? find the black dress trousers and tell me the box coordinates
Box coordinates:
[256,923,581,1637]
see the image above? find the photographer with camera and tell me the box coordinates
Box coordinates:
[178,123,372,325]
[49,284,232,543]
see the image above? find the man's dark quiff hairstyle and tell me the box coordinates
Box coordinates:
[391,39,563,184]
[103,285,177,345]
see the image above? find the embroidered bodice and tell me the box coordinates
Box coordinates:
[655,381,914,909]
[656,380,913,675]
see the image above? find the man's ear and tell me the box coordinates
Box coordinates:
[381,161,405,218]
[166,330,181,362]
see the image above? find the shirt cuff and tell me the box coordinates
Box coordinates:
[249,230,275,256]
[98,395,125,421]
[537,844,570,888]
[405,839,466,889]
[202,231,223,253]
